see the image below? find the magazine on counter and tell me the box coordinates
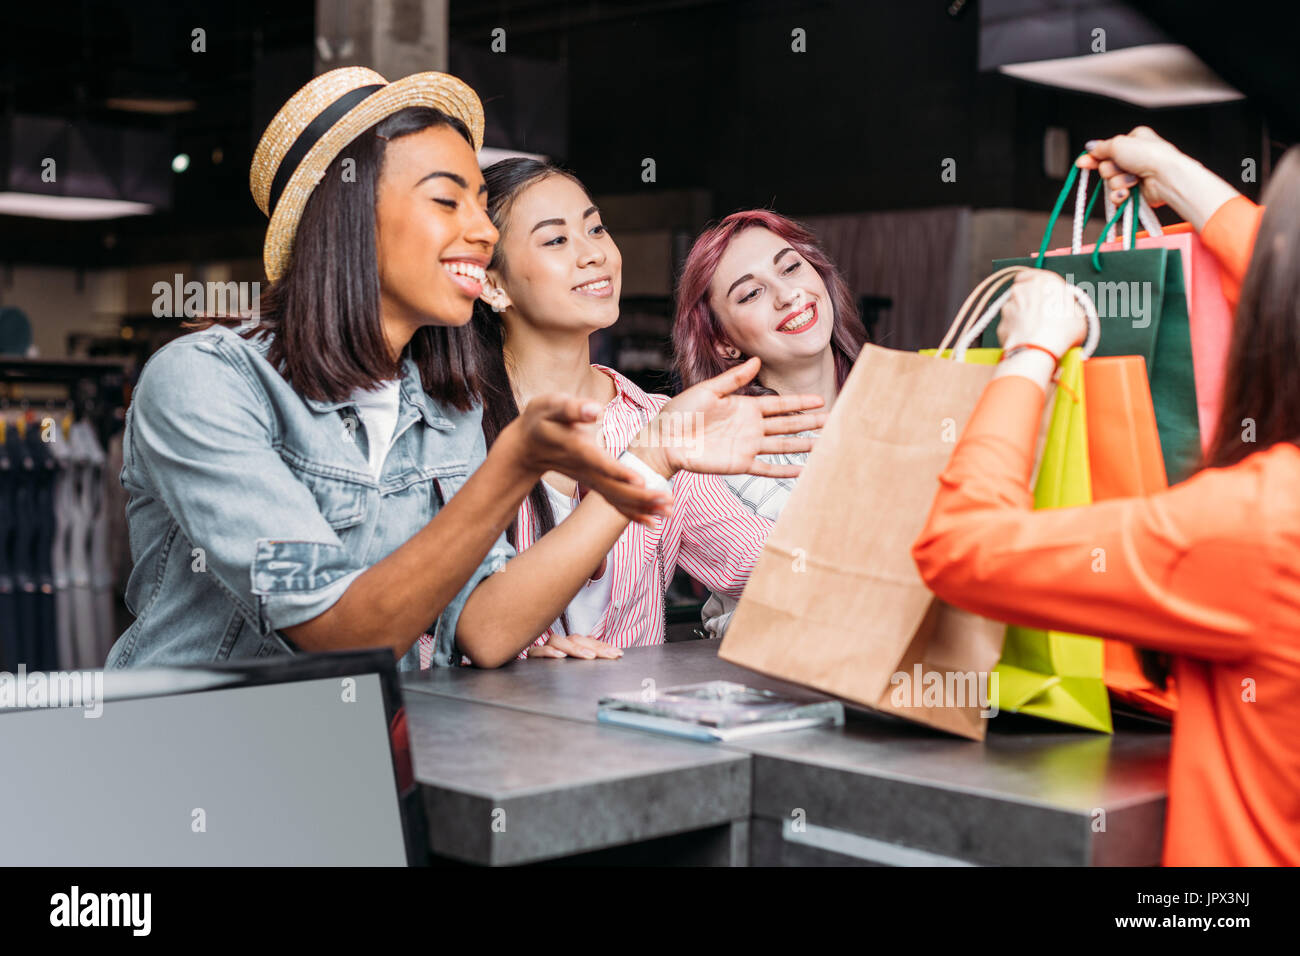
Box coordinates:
[597,680,844,742]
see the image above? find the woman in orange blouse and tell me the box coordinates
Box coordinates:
[912,127,1297,866]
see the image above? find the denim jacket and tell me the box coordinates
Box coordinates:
[106,323,514,671]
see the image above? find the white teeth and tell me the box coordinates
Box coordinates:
[575,278,611,293]
[442,261,486,283]
[778,304,814,332]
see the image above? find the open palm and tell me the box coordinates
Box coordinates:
[641,357,828,478]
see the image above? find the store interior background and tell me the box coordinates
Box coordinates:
[0,0,1290,644]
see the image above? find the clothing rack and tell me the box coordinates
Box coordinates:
[0,357,128,447]
[1,359,129,673]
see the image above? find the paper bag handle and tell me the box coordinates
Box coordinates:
[954,279,1101,362]
[935,266,1031,356]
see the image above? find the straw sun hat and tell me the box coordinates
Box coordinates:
[250,66,484,282]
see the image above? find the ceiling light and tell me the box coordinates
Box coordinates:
[998,44,1242,109]
[105,97,197,115]
[0,192,155,220]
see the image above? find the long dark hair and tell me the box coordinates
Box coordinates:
[192,106,483,409]
[471,158,593,553]
[1203,145,1300,468]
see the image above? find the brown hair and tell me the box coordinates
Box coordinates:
[1203,146,1300,468]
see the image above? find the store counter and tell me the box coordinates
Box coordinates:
[402,641,1170,866]
[405,692,750,865]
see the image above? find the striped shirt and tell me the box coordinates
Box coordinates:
[700,436,814,638]
[417,364,774,666]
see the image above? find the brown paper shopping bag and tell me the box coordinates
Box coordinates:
[720,268,1036,740]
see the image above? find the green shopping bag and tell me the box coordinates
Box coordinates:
[992,348,1112,733]
[982,171,1202,484]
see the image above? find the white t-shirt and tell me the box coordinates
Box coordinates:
[543,480,613,637]
[349,380,402,479]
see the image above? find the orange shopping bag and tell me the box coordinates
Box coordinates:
[1083,356,1178,719]
[1081,228,1234,455]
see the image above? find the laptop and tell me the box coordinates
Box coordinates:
[0,648,425,865]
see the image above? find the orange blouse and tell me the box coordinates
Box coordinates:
[913,197,1300,866]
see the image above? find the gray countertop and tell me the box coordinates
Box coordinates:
[404,691,750,865]
[402,638,816,722]
[403,641,1171,865]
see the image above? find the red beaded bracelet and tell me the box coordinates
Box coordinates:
[999,343,1061,366]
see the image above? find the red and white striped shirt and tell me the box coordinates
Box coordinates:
[417,364,773,667]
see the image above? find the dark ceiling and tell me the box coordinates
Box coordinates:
[0,0,1286,272]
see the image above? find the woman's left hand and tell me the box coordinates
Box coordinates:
[629,357,828,479]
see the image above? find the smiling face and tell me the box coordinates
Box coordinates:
[707,226,835,367]
[487,173,622,333]
[374,124,498,332]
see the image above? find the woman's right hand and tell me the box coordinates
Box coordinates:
[504,393,674,527]
[1077,126,1241,232]
[996,270,1087,357]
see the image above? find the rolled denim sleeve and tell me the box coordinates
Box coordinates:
[411,433,516,670]
[128,338,362,636]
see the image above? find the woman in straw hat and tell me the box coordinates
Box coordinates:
[105,68,825,671]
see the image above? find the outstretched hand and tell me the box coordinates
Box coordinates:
[508,393,673,527]
[630,357,829,479]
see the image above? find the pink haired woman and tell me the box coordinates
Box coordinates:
[673,210,867,635]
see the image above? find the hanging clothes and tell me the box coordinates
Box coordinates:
[0,354,129,671]
[90,430,115,667]
[67,419,106,668]
[7,422,40,667]
[50,413,78,670]
[105,427,130,632]
[0,422,17,670]
[26,422,58,670]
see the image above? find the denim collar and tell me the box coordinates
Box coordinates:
[238,326,457,431]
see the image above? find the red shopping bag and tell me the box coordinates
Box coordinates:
[1084,356,1178,719]
[1073,228,1233,454]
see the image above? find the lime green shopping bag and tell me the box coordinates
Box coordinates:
[993,348,1112,733]
[920,342,1113,732]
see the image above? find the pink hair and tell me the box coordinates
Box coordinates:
[673,209,866,395]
